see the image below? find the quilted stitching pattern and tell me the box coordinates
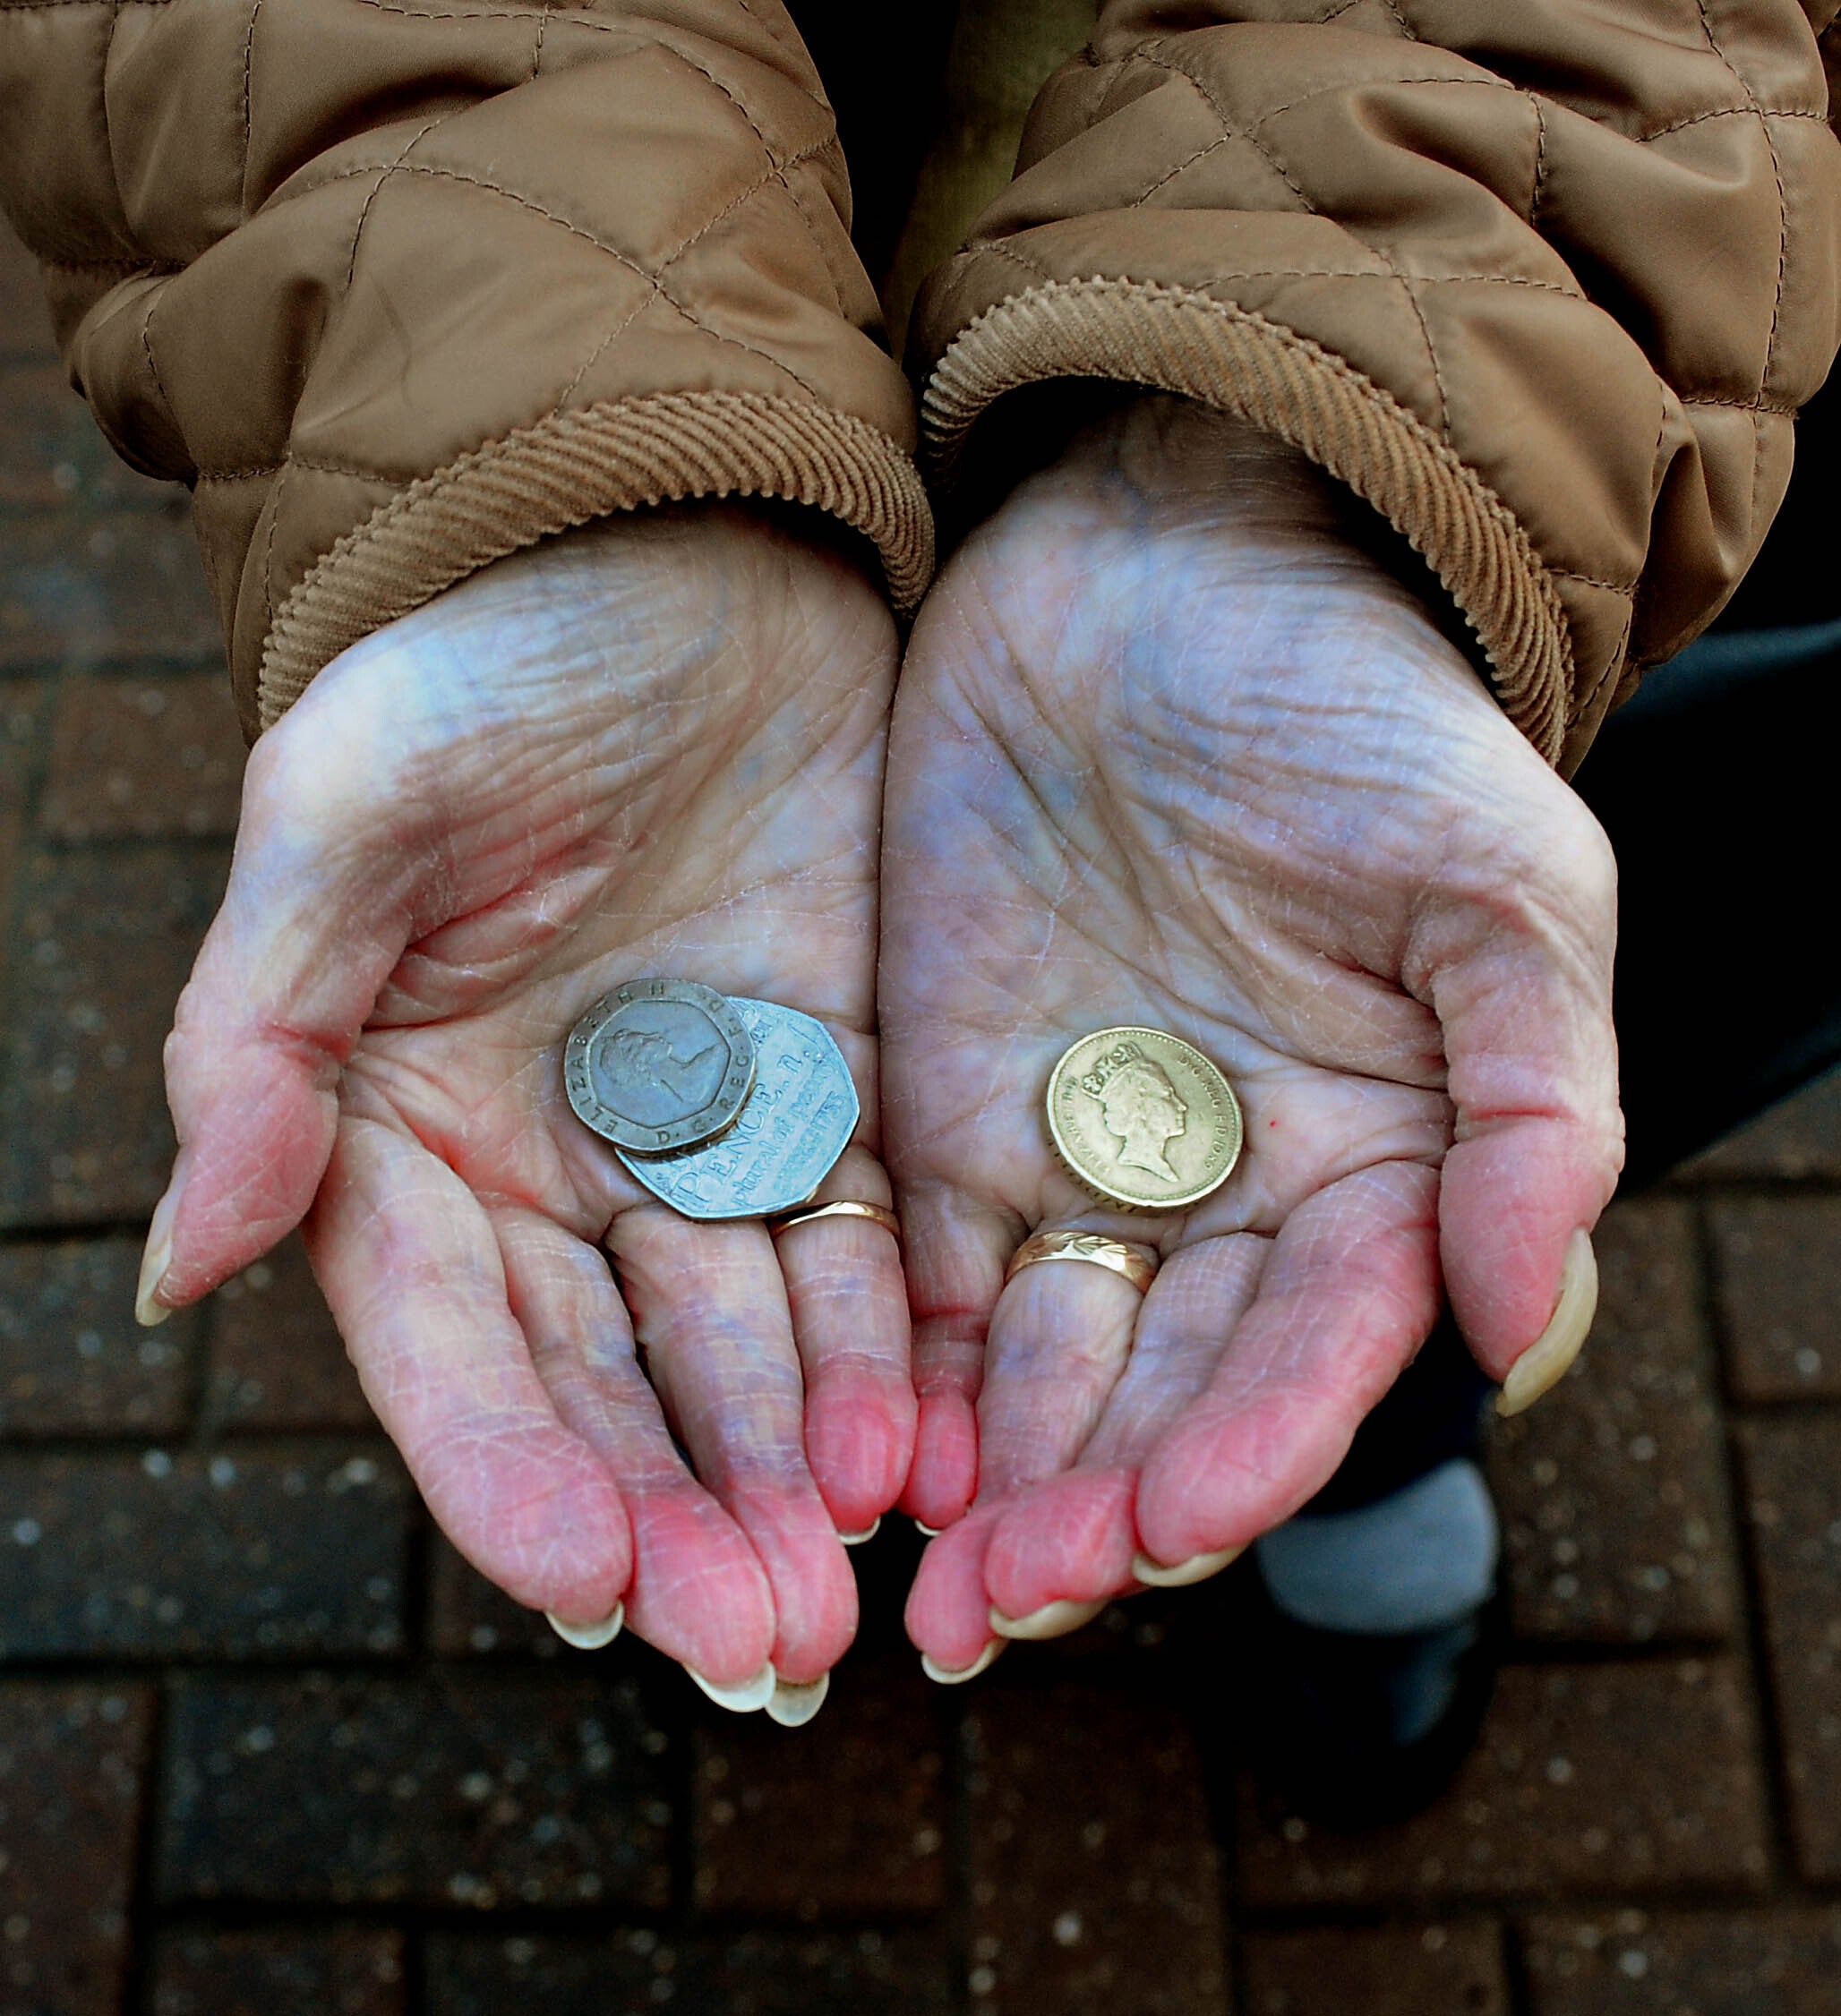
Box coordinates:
[0,0,925,729]
[912,0,1841,771]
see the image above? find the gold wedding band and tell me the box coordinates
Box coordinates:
[767,1200,902,1241]
[1005,1229,1158,1295]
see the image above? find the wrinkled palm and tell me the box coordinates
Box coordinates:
[148,509,912,1688]
[879,404,1623,1670]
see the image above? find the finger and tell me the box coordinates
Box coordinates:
[142,727,424,1319]
[912,1232,1143,1646]
[1135,1160,1442,1566]
[976,1235,1147,1499]
[306,1115,631,1625]
[1420,820,1623,1385]
[980,1235,1269,1618]
[610,1208,857,1686]
[904,1501,1006,1672]
[492,1207,775,1686]
[895,1179,1015,1530]
[771,1149,916,1537]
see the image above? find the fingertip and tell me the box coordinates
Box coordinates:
[719,1481,859,1686]
[157,1076,339,1308]
[1495,1226,1597,1415]
[134,1180,178,1326]
[804,1363,917,1536]
[903,1507,1000,1670]
[899,1388,978,1530]
[1135,1405,1329,1570]
[464,1452,633,1628]
[981,1469,1137,1620]
[622,1487,775,1687]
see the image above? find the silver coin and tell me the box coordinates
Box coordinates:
[615,997,859,1220]
[564,978,756,1154]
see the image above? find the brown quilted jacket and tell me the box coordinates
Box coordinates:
[3,1,1838,769]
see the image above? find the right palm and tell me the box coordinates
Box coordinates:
[146,508,911,1691]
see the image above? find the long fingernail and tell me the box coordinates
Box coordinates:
[1497,1228,1598,1417]
[765,1670,830,1726]
[838,1517,880,1546]
[920,1640,1005,1686]
[134,1180,181,1328]
[1130,1543,1244,1588]
[544,1602,624,1650]
[989,1597,1106,1641]
[687,1661,776,1713]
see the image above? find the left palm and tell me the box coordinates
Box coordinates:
[878,403,1623,1671]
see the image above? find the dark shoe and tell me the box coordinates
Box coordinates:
[1238,1550,1505,1830]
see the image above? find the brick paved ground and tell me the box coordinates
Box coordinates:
[5,225,1841,2015]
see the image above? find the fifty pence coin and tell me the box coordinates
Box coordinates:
[564,978,756,1154]
[615,997,859,1220]
[1047,1027,1242,1211]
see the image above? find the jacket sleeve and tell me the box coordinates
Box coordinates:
[0,0,930,739]
[909,0,1841,773]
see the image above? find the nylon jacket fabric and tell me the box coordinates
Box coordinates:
[3,2,1839,767]
[0,0,930,736]
[910,0,1841,772]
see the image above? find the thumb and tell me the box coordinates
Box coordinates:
[136,726,430,1321]
[1417,807,1623,1411]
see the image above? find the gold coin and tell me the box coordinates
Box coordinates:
[1046,1027,1243,1210]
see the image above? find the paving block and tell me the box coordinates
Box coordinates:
[1736,1418,1841,1879]
[1239,1660,1769,1908]
[40,672,244,841]
[0,843,227,1226]
[0,1235,196,1436]
[692,1656,946,1918]
[423,1929,958,2016]
[203,1235,372,1431]
[150,1927,407,2016]
[0,1446,410,1660]
[964,1683,1227,2015]
[0,361,179,511]
[0,680,48,1000]
[425,1535,565,1660]
[1488,1200,1740,1644]
[1678,1070,1841,1182]
[0,1681,154,2016]
[157,1671,673,1910]
[0,511,220,671]
[1239,1921,1509,2016]
[1521,1908,1841,2016]
[1708,1197,1841,1401]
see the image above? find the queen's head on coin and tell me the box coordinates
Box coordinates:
[596,1024,722,1107]
[1082,1049,1189,1181]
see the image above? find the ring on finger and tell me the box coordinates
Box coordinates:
[767,1200,901,1241]
[1005,1228,1158,1295]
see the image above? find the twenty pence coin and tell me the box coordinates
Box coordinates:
[1047,1027,1242,1210]
[564,978,756,1154]
[615,997,860,1220]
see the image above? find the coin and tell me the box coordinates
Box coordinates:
[615,997,860,1220]
[1046,1027,1242,1210]
[564,978,756,1154]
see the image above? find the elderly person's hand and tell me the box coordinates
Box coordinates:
[880,398,1623,1675]
[135,506,911,1712]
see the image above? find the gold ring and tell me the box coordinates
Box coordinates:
[1005,1229,1157,1295]
[767,1200,901,1241]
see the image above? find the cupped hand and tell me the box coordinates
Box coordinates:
[879,400,1623,1674]
[139,506,912,1699]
